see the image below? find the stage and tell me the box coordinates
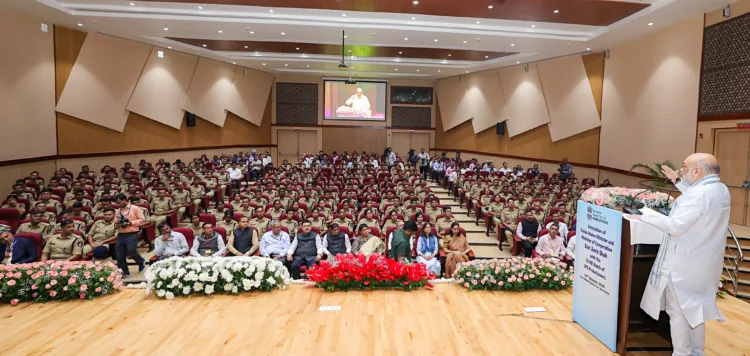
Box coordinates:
[0,285,748,355]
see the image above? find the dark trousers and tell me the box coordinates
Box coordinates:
[521,239,538,258]
[420,165,428,179]
[116,232,145,275]
[290,255,316,279]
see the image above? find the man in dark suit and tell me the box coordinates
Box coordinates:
[0,224,38,264]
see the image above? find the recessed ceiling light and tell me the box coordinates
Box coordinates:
[198,6,202,9]
[438,70,441,73]
[531,24,536,28]
[488,5,494,9]
[296,47,300,50]
[554,10,559,14]
[269,9,274,13]
[416,69,420,72]
[404,38,408,41]
[342,13,346,17]
[218,30,223,33]
[284,64,288,67]
[77,23,83,27]
[129,2,134,5]
[399,51,403,54]
[476,21,481,24]
[167,46,172,49]
[511,43,515,47]
[395,69,399,71]
[281,32,286,35]
[250,31,254,34]
[202,44,207,47]
[448,54,452,56]
[412,17,416,20]
[516,61,521,64]
[465,71,469,73]
[163,27,168,31]
[463,40,468,44]
[307,65,310,67]
[434,39,439,42]
[244,45,248,48]
[586,48,591,51]
[372,32,376,35]
[232,62,236,64]
[648,22,654,26]
[567,43,571,46]
[485,55,489,58]
[413,0,419,4]
[262,63,266,66]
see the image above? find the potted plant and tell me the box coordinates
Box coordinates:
[629,161,677,187]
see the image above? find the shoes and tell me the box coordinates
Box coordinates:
[138,260,146,273]
[122,273,131,278]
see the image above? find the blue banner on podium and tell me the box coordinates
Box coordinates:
[572,201,623,352]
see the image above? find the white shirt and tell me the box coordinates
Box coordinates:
[262,156,272,166]
[499,167,512,174]
[371,159,379,169]
[565,235,576,259]
[321,233,352,255]
[387,152,397,166]
[287,233,323,256]
[154,231,190,257]
[418,153,430,167]
[639,175,730,327]
[516,220,542,240]
[227,167,242,180]
[346,94,371,113]
[546,221,569,240]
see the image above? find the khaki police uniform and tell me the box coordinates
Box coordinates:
[249,216,270,233]
[499,208,520,245]
[424,206,444,223]
[43,233,84,260]
[84,219,117,255]
[149,197,173,225]
[268,208,284,220]
[171,189,191,220]
[308,217,327,232]
[280,219,299,235]
[17,222,52,239]
[217,220,239,238]
[435,217,457,236]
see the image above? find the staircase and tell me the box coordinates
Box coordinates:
[725,224,749,302]
[429,182,513,259]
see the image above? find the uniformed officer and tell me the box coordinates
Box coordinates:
[424,199,444,223]
[84,208,117,258]
[38,189,63,214]
[486,195,505,232]
[307,208,327,233]
[499,199,520,249]
[248,209,270,233]
[149,188,173,225]
[16,210,52,238]
[171,182,191,221]
[280,208,299,234]
[435,207,457,239]
[41,219,84,261]
[267,200,285,220]
[216,212,239,239]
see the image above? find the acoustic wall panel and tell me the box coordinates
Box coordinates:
[435,75,472,131]
[465,70,508,134]
[0,7,56,161]
[183,58,236,127]
[498,63,551,137]
[127,48,198,129]
[537,55,601,142]
[227,67,274,126]
[56,33,151,132]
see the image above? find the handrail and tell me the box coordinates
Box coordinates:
[724,226,743,295]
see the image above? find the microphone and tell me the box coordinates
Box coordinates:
[623,186,656,215]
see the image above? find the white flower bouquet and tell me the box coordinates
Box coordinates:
[145,256,290,299]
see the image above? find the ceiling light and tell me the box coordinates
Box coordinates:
[465,71,469,73]
[232,62,236,64]
[511,43,515,47]
[438,70,441,73]
[448,54,452,57]
[416,69,420,72]
[413,0,419,4]
[249,31,255,34]
[167,46,172,49]
[488,5,494,9]
[344,35,347,39]
[77,23,83,27]
[442,60,447,63]
[198,6,202,9]
[285,64,288,67]
[516,61,520,64]
[218,30,223,33]
[202,44,207,47]
[281,32,286,35]
[399,51,402,54]
[412,17,416,20]
[554,10,559,14]
[129,2,134,5]
[372,32,376,35]
[157,50,164,58]
[342,13,346,17]
[648,22,654,26]
[307,65,310,67]
[163,27,168,31]
[485,55,489,58]
[404,38,408,41]
[395,69,399,71]
[567,43,571,46]
[296,47,300,50]
[531,24,536,28]
[244,45,248,48]
[269,9,274,13]
[434,39,439,42]
[463,40,468,44]
[476,21,481,24]
[262,63,266,66]
[586,48,591,51]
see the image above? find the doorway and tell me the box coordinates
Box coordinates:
[714,129,750,225]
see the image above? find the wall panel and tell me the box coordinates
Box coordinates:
[322,128,386,155]
[537,55,601,142]
[499,63,551,137]
[0,161,57,199]
[56,33,151,132]
[227,67,274,126]
[435,75,472,131]
[183,58,236,127]
[465,70,508,133]
[0,8,56,161]
[127,48,198,129]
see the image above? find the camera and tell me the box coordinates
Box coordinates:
[118,213,130,228]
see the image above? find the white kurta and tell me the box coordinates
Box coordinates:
[639,174,730,328]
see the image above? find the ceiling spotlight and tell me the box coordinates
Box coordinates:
[284,64,288,66]
[395,69,399,71]
[262,63,266,66]
[511,43,515,47]
[342,13,346,17]
[554,10,559,14]
[448,54,452,57]
[438,70,441,73]
[281,32,286,35]
[198,6,202,9]
[269,9,274,13]
[485,55,489,58]
[77,23,83,27]
[250,31,254,34]
[648,22,654,26]
[307,65,310,67]
[245,45,248,48]
[296,47,300,50]
[404,38,408,41]
[163,27,168,31]
[531,24,536,28]
[129,2,134,5]
[516,61,520,64]
[586,48,591,51]
[476,21,481,24]
[566,43,571,46]
[232,62,236,64]
[488,5,494,9]
[202,44,207,47]
[412,17,416,20]
[434,39,439,42]
[416,69,420,72]
[465,71,469,73]
[167,46,172,49]
[372,32,376,35]
[399,51,402,54]
[463,40,468,44]
[413,0,419,4]
[218,30,223,33]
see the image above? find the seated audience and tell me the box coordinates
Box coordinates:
[260,220,291,260]
[217,212,239,239]
[321,223,351,261]
[416,223,441,276]
[535,223,566,259]
[16,210,52,237]
[190,223,226,257]
[154,223,189,260]
[0,224,37,264]
[444,222,470,278]
[2,194,26,216]
[565,234,576,265]
[352,223,385,257]
[41,219,84,261]
[545,212,569,239]
[84,207,117,259]
[227,217,259,256]
[517,211,541,257]
[390,220,417,264]
[280,208,299,233]
[187,213,203,238]
[286,221,322,279]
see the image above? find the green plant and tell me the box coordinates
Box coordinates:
[630,161,676,187]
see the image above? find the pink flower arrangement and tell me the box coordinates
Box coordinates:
[0,261,121,305]
[454,258,573,292]
[581,187,674,210]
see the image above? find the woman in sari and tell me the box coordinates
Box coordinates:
[416,223,441,277]
[444,222,470,278]
[351,224,385,257]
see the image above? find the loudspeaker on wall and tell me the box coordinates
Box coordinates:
[186,112,196,127]
[496,122,505,135]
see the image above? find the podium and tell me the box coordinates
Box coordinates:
[615,217,672,354]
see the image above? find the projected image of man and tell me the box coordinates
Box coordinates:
[345,88,371,117]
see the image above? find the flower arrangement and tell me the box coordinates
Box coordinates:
[453,257,573,292]
[0,261,122,305]
[145,256,290,299]
[580,187,674,211]
[306,253,435,291]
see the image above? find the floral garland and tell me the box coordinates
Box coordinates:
[145,256,289,299]
[0,261,122,305]
[454,258,573,291]
[580,187,674,210]
[306,253,435,291]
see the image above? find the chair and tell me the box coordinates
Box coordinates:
[0,208,21,232]
[199,213,217,227]
[14,232,43,262]
[296,226,322,236]
[442,227,475,260]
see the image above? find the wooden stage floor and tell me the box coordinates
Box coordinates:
[0,285,748,355]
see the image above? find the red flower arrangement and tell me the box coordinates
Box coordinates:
[306,253,435,291]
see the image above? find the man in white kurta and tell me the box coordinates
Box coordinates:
[625,153,730,356]
[345,88,371,116]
